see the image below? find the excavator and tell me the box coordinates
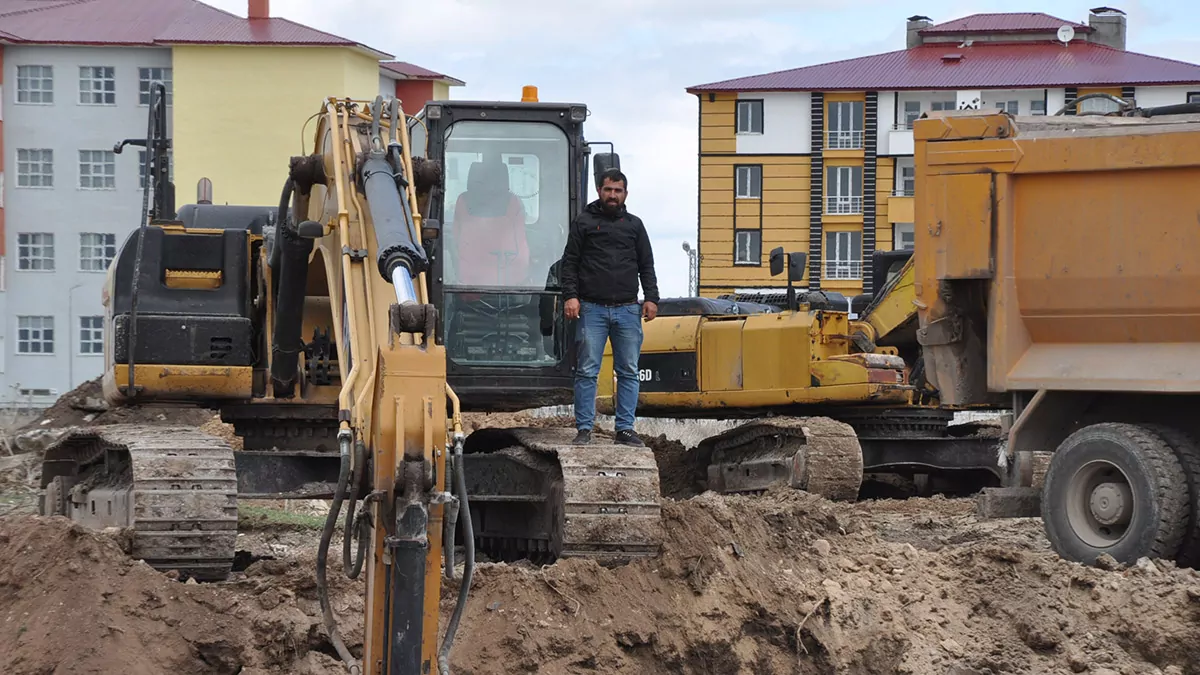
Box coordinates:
[35,83,662,674]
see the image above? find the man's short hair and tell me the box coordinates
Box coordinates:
[598,168,628,189]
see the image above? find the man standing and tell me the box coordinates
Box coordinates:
[561,168,659,447]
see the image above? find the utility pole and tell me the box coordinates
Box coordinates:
[681,241,698,297]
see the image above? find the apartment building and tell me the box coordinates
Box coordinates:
[686,8,1200,298]
[0,0,460,407]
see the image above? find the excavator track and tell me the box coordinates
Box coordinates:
[462,426,662,565]
[698,416,864,500]
[38,424,238,581]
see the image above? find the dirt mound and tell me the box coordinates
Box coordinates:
[18,377,216,433]
[0,515,351,675]
[442,491,1200,675]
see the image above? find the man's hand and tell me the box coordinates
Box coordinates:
[564,298,581,320]
[642,301,657,321]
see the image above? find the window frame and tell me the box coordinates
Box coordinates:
[824,229,863,280]
[17,232,55,272]
[138,66,173,106]
[78,65,116,106]
[79,149,117,190]
[78,315,105,356]
[17,316,55,355]
[79,232,117,272]
[734,164,762,200]
[735,99,763,135]
[16,65,54,105]
[16,148,54,188]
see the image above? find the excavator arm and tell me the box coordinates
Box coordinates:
[291,96,466,675]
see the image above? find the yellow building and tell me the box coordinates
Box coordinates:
[686,9,1200,299]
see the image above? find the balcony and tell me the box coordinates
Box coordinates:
[825,195,863,215]
[888,125,914,155]
[826,130,863,150]
[825,260,863,280]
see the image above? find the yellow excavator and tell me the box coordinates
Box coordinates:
[598,103,1200,572]
[37,84,662,674]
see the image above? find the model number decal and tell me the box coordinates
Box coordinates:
[638,369,659,383]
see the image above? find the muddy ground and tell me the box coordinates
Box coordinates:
[1,392,1199,674]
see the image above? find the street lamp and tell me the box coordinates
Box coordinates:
[681,241,698,297]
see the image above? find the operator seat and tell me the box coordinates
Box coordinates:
[446,160,543,364]
[452,160,530,287]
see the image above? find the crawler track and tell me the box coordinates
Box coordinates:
[698,416,865,500]
[462,427,662,565]
[39,425,238,580]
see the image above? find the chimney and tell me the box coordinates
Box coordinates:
[248,0,269,20]
[906,15,932,49]
[1088,7,1126,50]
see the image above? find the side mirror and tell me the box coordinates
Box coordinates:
[769,246,785,276]
[787,252,807,283]
[593,152,621,188]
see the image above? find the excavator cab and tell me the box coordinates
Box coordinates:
[408,94,613,412]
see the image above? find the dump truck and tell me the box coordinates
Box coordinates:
[599,106,1200,570]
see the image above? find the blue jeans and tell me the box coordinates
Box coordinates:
[574,301,643,432]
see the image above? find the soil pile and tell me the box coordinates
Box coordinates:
[441,491,1200,674]
[0,516,351,675]
[17,377,216,432]
[6,490,1199,675]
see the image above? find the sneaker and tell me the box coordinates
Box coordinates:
[614,430,645,447]
[572,429,592,445]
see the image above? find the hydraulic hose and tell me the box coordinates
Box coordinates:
[438,433,474,675]
[317,431,360,675]
[342,440,368,579]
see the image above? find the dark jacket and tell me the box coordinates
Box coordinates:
[560,200,659,305]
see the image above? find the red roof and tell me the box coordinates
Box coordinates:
[920,12,1091,35]
[0,0,392,58]
[380,61,465,86]
[687,42,1200,93]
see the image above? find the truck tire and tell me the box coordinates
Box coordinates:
[1041,422,1189,566]
[1142,424,1200,569]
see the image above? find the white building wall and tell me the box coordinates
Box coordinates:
[876,90,896,155]
[3,44,172,406]
[1131,85,1200,107]
[735,91,810,154]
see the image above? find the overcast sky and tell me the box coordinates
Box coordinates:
[206,0,1194,297]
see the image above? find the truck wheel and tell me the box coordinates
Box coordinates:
[1042,423,1189,566]
[1142,424,1200,569]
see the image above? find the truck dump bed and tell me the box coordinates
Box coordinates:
[912,111,1200,404]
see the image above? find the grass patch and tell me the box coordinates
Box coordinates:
[238,504,327,531]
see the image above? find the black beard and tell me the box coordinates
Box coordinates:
[601,199,622,214]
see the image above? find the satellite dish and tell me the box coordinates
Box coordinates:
[1057,25,1076,44]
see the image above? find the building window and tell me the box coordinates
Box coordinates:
[894,223,915,250]
[80,233,117,271]
[16,65,53,104]
[17,233,54,271]
[825,230,862,280]
[735,165,762,199]
[79,316,104,355]
[16,149,54,188]
[995,100,1019,114]
[825,165,863,214]
[138,149,174,189]
[1031,100,1047,116]
[736,100,763,134]
[17,316,54,354]
[931,100,956,111]
[79,66,116,105]
[895,164,915,196]
[1188,92,1200,104]
[902,101,921,129]
[79,150,116,189]
[827,101,864,149]
[734,230,762,266]
[1078,96,1120,115]
[138,67,173,105]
